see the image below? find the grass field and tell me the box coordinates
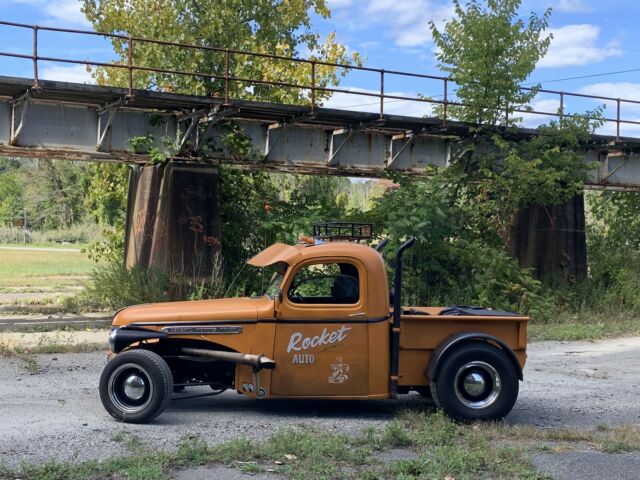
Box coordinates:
[0,246,94,292]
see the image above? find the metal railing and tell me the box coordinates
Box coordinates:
[1,20,640,140]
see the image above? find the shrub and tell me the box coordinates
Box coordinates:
[81,262,170,310]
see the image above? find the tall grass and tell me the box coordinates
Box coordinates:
[79,252,246,310]
[81,263,170,310]
[0,224,104,245]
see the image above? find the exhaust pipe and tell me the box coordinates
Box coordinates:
[390,237,415,398]
[181,347,276,370]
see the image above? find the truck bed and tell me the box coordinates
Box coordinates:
[397,306,528,387]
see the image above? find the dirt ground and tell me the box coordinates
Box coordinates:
[0,336,639,476]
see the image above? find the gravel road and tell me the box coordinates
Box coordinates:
[1,337,639,469]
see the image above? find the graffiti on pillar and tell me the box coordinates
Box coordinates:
[134,208,148,235]
[125,165,221,278]
[188,215,204,234]
[185,208,220,249]
[202,235,220,247]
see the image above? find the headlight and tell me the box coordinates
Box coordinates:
[108,328,118,352]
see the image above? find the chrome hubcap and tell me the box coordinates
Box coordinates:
[454,361,501,409]
[108,363,154,414]
[123,375,146,401]
[462,372,486,397]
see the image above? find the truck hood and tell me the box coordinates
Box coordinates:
[112,297,268,327]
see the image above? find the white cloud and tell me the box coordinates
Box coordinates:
[520,97,561,128]
[579,82,640,104]
[556,0,591,13]
[40,64,94,83]
[324,86,434,118]
[538,24,623,68]
[326,0,354,8]
[359,41,381,49]
[8,0,90,27]
[362,0,454,48]
[578,82,640,133]
[519,84,640,138]
[44,0,91,27]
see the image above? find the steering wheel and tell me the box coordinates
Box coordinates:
[288,288,306,303]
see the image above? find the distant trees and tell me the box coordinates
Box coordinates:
[0,158,92,230]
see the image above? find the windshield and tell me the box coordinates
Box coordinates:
[264,271,284,299]
[261,261,287,299]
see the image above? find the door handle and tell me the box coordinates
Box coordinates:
[348,312,366,317]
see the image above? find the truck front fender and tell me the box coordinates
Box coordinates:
[110,327,168,354]
[426,332,523,382]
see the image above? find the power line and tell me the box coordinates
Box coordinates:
[333,66,640,111]
[526,67,640,86]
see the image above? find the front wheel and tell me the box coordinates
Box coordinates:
[99,349,173,423]
[430,343,519,421]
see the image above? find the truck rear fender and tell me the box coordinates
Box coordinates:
[427,332,523,382]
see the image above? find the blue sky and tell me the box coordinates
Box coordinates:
[1,0,639,136]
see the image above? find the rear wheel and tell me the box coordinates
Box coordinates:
[430,343,519,421]
[99,349,173,423]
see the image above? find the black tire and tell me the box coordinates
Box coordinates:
[99,349,173,423]
[430,343,519,422]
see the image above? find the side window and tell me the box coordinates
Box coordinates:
[287,262,360,305]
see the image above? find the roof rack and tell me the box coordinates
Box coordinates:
[313,222,373,242]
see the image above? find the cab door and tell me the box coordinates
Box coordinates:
[270,258,369,397]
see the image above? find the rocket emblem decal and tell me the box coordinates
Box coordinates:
[328,356,350,384]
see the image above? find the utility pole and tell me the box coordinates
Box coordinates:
[23,208,27,244]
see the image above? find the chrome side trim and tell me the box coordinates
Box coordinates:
[161,325,243,335]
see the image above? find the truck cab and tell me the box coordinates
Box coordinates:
[100,228,528,424]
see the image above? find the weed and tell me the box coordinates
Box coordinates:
[125,435,144,453]
[382,420,412,447]
[481,423,594,443]
[0,334,106,359]
[109,430,126,443]
[0,342,40,373]
[24,342,105,355]
[17,353,39,374]
[599,425,640,453]
[237,462,265,474]
[0,414,548,480]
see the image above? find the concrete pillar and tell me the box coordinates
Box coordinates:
[124,163,221,281]
[508,193,587,284]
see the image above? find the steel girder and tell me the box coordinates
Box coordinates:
[1,76,640,188]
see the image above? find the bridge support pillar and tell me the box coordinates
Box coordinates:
[124,163,221,283]
[508,194,587,284]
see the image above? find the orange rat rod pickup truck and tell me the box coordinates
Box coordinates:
[99,225,528,424]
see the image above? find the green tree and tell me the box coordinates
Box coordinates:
[80,0,362,271]
[81,0,360,103]
[0,158,24,225]
[369,174,545,315]
[430,0,601,251]
[84,163,130,228]
[19,160,92,230]
[430,0,551,127]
